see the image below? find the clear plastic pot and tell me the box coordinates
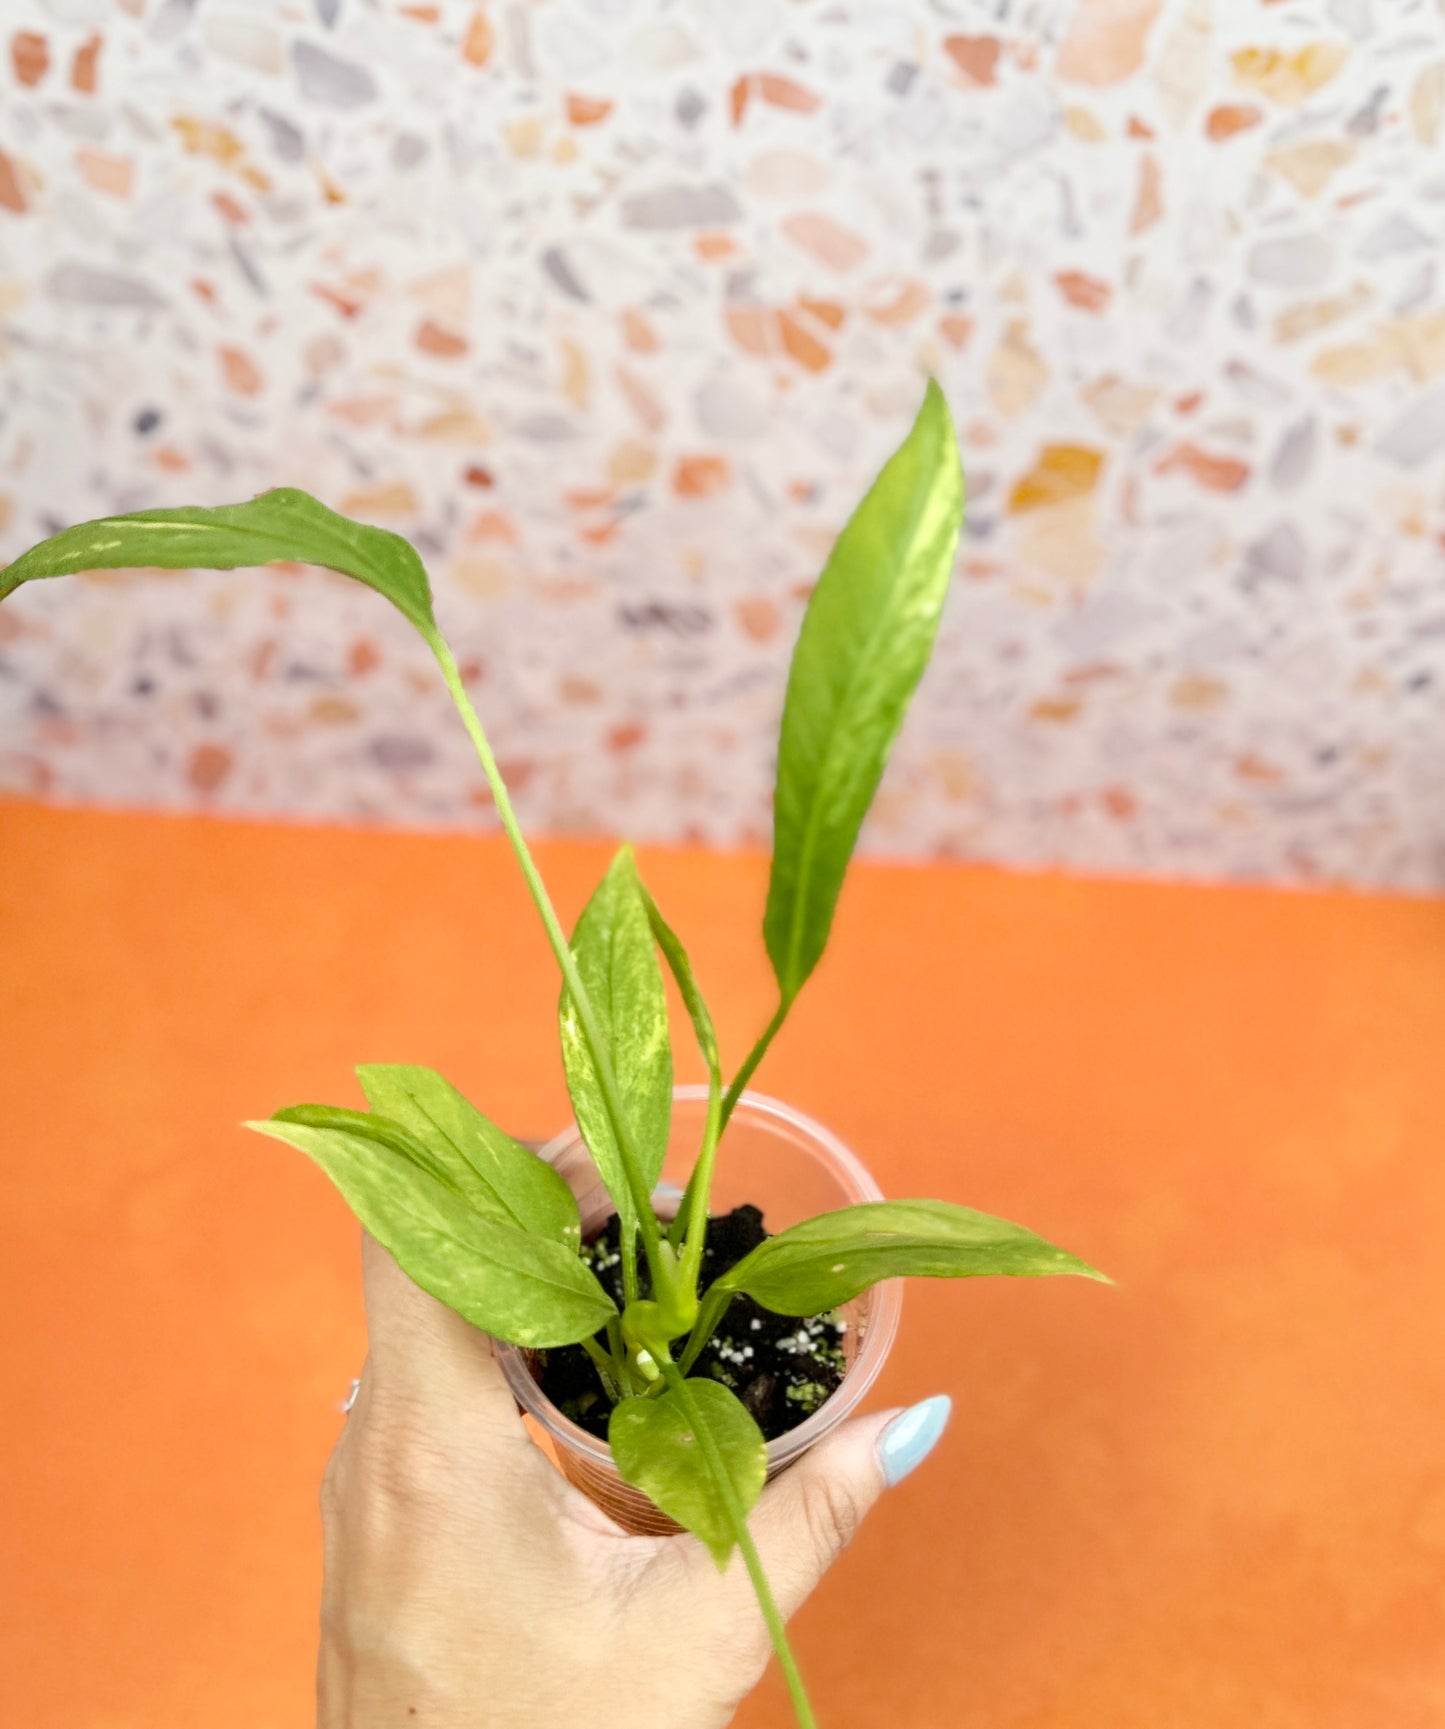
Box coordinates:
[493,1086,902,1536]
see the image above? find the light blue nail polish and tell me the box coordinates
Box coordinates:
[877,1394,952,1487]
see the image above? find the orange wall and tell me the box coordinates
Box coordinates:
[3,798,1443,1726]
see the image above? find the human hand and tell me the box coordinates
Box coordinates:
[317,1234,950,1729]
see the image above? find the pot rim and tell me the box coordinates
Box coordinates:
[493,1085,903,1473]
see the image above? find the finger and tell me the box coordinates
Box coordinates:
[357,1230,526,1437]
[741,1395,952,1621]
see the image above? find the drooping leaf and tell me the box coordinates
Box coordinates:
[249,1115,616,1347]
[559,846,673,1229]
[609,1377,766,1567]
[717,1199,1108,1315]
[764,381,964,1004]
[356,1064,580,1247]
[0,488,436,633]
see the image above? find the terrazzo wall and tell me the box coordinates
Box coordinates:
[1,0,1443,888]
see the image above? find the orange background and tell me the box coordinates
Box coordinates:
[3,797,1443,1727]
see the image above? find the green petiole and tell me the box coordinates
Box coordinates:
[659,1358,816,1729]
[666,994,788,1281]
[719,999,791,1133]
[668,989,792,1282]
[678,1087,723,1291]
[426,631,668,1301]
[676,1283,737,1378]
[580,1334,625,1401]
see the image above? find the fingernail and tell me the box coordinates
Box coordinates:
[877,1394,952,1487]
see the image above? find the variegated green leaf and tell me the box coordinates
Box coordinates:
[356,1065,580,1247]
[249,1114,615,1347]
[559,846,673,1229]
[765,381,963,1004]
[717,1198,1108,1315]
[0,488,436,631]
[609,1377,766,1567]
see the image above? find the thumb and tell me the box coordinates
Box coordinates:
[745,1396,952,1620]
[356,1229,524,1437]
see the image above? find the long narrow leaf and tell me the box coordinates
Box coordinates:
[765,381,963,1004]
[249,1116,616,1347]
[640,882,721,1109]
[0,488,436,632]
[559,846,673,1229]
[717,1198,1108,1314]
[638,879,724,1251]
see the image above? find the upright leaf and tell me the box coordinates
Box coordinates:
[609,1377,766,1567]
[639,883,721,1105]
[249,1115,616,1347]
[559,846,673,1228]
[639,879,725,1251]
[0,488,436,632]
[717,1198,1108,1315]
[356,1064,580,1247]
[765,381,963,1004]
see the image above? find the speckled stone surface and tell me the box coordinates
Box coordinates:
[1,0,1443,887]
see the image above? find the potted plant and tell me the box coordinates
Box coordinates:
[1,380,1105,1728]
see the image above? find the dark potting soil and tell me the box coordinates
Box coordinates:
[534,1205,848,1443]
